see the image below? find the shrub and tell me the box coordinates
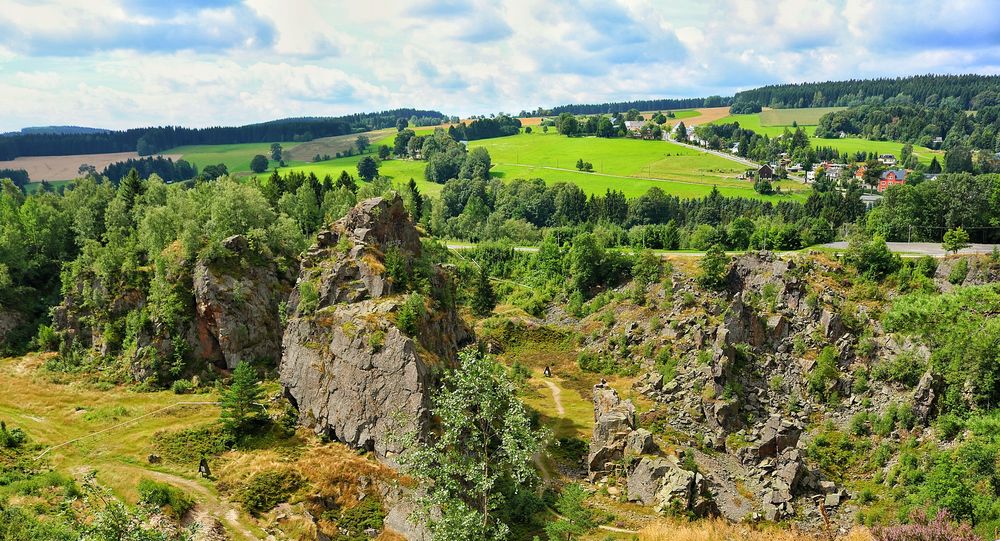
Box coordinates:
[368,330,385,352]
[872,350,925,387]
[808,346,840,401]
[935,413,964,441]
[171,379,193,394]
[948,258,969,285]
[298,281,319,315]
[239,470,303,516]
[138,478,194,519]
[153,424,230,464]
[396,293,424,336]
[332,498,386,541]
[872,509,981,541]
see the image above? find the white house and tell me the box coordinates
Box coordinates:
[878,153,897,166]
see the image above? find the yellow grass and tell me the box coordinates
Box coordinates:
[639,519,874,541]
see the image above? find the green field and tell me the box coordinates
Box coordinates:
[279,130,806,201]
[759,107,845,126]
[165,142,303,174]
[709,108,944,165]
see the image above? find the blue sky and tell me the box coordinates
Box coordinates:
[0,0,998,131]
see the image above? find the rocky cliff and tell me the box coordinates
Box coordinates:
[279,195,470,461]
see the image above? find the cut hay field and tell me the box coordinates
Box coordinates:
[0,151,181,182]
[759,107,845,126]
[285,130,807,201]
[281,128,396,162]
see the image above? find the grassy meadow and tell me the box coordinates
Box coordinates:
[164,142,304,174]
[709,108,944,164]
[279,130,807,201]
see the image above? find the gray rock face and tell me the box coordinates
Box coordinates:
[280,196,469,462]
[588,385,637,474]
[912,370,936,423]
[626,456,713,515]
[192,235,289,369]
[755,415,802,459]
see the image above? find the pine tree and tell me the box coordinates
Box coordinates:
[220,362,264,439]
[544,483,594,540]
[471,265,496,317]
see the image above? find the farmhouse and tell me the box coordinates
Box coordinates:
[878,169,906,192]
[757,164,774,179]
[624,120,644,133]
[878,153,897,166]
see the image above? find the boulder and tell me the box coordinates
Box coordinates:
[820,309,845,340]
[280,196,470,462]
[626,428,657,455]
[755,415,802,459]
[627,456,712,515]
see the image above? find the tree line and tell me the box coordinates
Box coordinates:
[446,115,522,141]
[733,74,1000,110]
[101,156,196,184]
[0,109,447,160]
[535,95,729,116]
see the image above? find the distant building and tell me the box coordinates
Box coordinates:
[861,194,882,210]
[806,170,816,182]
[758,164,774,179]
[878,153,897,166]
[878,169,907,192]
[624,120,644,133]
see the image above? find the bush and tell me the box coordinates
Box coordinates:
[138,478,194,519]
[298,281,319,315]
[152,424,230,464]
[872,509,981,541]
[239,470,303,516]
[331,498,386,541]
[807,346,840,401]
[170,379,193,394]
[871,350,926,387]
[935,413,964,441]
[396,293,424,336]
[948,258,969,285]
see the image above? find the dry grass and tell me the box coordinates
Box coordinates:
[639,519,873,541]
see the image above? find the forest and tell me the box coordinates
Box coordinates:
[0,109,447,160]
[732,74,1000,110]
[537,95,729,116]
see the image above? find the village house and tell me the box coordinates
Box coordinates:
[826,162,847,179]
[860,193,882,210]
[757,164,774,179]
[624,120,644,133]
[854,164,866,181]
[878,169,906,192]
[878,153,897,166]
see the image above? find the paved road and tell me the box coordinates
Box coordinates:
[822,241,1000,257]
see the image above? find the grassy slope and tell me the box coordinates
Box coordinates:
[708,109,944,165]
[164,142,303,174]
[759,107,845,126]
[0,355,222,502]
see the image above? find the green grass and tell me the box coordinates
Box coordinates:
[24,180,72,194]
[284,131,807,201]
[759,107,845,126]
[665,109,701,120]
[709,109,944,165]
[165,142,303,174]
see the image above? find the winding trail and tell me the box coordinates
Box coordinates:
[139,468,260,541]
[541,379,565,417]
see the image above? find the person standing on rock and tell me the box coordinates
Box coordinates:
[198,456,211,479]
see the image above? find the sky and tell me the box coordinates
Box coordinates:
[0,0,999,132]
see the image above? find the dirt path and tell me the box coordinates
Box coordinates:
[141,469,260,541]
[542,379,565,417]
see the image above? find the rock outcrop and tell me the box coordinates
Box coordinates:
[626,456,715,515]
[192,234,291,369]
[588,384,653,475]
[280,195,469,461]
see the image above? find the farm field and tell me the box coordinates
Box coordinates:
[0,151,181,182]
[281,128,396,162]
[285,130,807,201]
[759,106,845,126]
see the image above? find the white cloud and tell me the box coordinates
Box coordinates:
[0,0,999,132]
